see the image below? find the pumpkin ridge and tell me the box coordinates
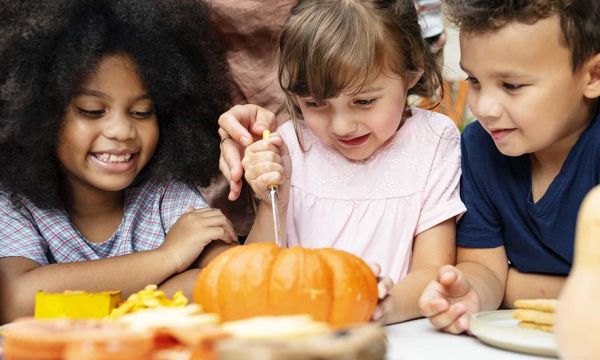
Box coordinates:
[215,246,245,315]
[315,250,334,322]
[267,247,285,316]
[317,248,377,326]
[226,243,278,319]
[265,244,281,314]
[193,244,246,313]
[346,252,378,321]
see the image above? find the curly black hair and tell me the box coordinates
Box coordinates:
[443,0,600,71]
[0,0,232,209]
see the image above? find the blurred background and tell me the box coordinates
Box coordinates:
[436,25,473,130]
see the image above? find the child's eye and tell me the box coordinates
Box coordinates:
[502,83,525,91]
[76,107,106,118]
[354,99,377,106]
[465,76,479,86]
[304,100,326,108]
[131,110,154,119]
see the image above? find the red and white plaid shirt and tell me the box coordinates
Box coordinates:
[0,179,208,264]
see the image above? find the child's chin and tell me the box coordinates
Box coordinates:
[496,146,527,157]
[338,147,376,162]
[500,151,525,157]
[93,177,137,192]
[342,153,373,161]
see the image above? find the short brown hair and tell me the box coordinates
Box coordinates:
[278,0,442,121]
[443,0,600,70]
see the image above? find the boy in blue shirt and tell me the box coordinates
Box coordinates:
[419,0,600,333]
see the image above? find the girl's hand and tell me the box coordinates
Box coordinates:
[160,208,237,273]
[418,265,481,334]
[242,133,291,209]
[218,105,278,201]
[369,263,394,323]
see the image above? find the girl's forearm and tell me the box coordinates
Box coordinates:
[245,201,287,244]
[194,241,239,268]
[385,265,441,324]
[159,268,201,300]
[386,219,457,324]
[457,261,506,311]
[6,250,176,320]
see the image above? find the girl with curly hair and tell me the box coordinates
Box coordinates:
[0,0,237,322]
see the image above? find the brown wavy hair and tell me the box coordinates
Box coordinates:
[278,0,443,123]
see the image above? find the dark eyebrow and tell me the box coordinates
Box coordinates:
[77,89,152,101]
[78,89,109,98]
[490,72,526,79]
[134,94,153,101]
[459,63,526,79]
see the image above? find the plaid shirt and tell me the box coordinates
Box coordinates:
[0,179,208,264]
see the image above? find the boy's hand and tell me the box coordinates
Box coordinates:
[242,133,291,208]
[369,263,394,323]
[160,208,237,273]
[218,105,278,201]
[419,265,481,334]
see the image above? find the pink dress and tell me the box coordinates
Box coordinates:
[278,108,466,282]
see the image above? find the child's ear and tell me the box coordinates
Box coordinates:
[407,69,425,90]
[583,53,600,99]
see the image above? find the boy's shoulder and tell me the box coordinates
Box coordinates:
[461,120,492,147]
[582,108,600,149]
[460,120,506,160]
[459,120,521,181]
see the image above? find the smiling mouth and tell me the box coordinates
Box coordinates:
[337,134,370,147]
[490,129,515,141]
[91,152,135,163]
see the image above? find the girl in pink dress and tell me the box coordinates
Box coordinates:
[242,0,465,324]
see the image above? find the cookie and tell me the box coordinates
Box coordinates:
[513,299,558,313]
[513,309,555,325]
[518,321,553,333]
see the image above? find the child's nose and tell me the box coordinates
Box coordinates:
[472,91,503,121]
[103,113,136,140]
[329,111,357,137]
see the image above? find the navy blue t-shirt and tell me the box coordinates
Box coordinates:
[457,108,600,275]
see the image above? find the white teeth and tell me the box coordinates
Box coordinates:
[93,153,133,163]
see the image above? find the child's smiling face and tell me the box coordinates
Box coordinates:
[56,53,158,195]
[460,15,597,158]
[296,73,414,161]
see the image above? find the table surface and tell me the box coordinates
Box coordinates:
[385,318,554,360]
[0,318,555,360]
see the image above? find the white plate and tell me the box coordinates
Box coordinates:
[470,310,558,358]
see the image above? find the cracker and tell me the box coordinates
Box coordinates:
[513,309,555,325]
[518,321,553,333]
[513,299,558,313]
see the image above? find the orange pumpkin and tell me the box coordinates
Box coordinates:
[193,243,378,327]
